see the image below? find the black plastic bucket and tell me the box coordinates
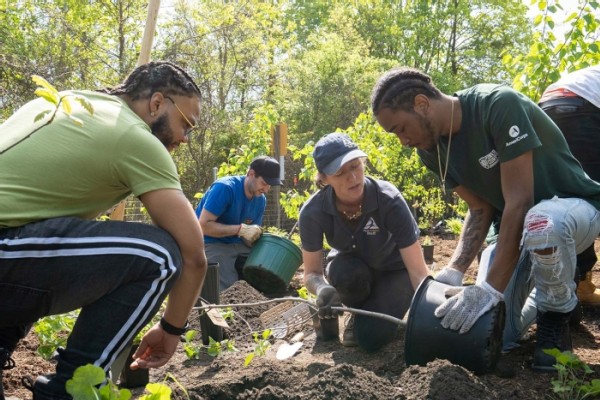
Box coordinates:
[199,262,223,345]
[404,276,505,374]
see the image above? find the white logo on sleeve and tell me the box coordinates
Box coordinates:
[506,124,529,147]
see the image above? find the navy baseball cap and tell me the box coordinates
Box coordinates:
[250,156,282,186]
[313,133,367,175]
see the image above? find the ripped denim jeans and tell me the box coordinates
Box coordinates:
[477,196,600,350]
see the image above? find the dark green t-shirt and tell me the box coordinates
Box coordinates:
[418,84,600,213]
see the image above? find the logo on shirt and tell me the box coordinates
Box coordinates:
[363,218,379,235]
[479,150,499,169]
[506,125,529,147]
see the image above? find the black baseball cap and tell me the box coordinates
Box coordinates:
[313,133,367,175]
[250,156,282,186]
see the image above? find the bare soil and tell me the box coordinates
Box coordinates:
[5,236,600,399]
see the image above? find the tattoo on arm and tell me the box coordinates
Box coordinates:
[451,208,488,269]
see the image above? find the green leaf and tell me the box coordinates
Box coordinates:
[32,75,59,96]
[75,96,94,115]
[65,364,105,400]
[34,110,52,123]
[35,88,59,105]
[68,115,84,127]
[141,382,172,400]
[244,353,255,367]
[62,97,73,115]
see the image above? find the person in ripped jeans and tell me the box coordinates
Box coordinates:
[0,61,207,399]
[371,67,600,371]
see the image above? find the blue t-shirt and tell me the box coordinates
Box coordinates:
[196,175,266,244]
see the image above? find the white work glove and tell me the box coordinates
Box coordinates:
[238,223,262,247]
[434,281,503,334]
[435,267,464,286]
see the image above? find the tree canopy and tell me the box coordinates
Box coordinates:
[1,0,599,227]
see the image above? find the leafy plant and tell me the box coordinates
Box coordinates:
[66,364,189,400]
[544,348,600,399]
[66,364,131,400]
[297,286,316,302]
[422,236,433,246]
[445,218,463,236]
[32,75,93,126]
[34,311,79,360]
[244,329,272,367]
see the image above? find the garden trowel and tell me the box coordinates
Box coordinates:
[276,332,304,360]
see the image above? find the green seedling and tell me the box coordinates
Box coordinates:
[244,329,272,367]
[66,364,131,400]
[32,75,93,126]
[544,348,600,399]
[297,286,316,301]
[66,365,188,400]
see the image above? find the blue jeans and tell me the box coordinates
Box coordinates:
[477,197,600,350]
[0,217,182,396]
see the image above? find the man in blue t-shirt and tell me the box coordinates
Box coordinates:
[196,156,281,290]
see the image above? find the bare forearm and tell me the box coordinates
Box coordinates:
[163,257,207,327]
[448,208,491,273]
[201,220,241,238]
[486,208,527,292]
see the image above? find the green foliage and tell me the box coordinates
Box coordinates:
[445,218,464,236]
[31,75,93,128]
[66,364,187,400]
[297,287,316,302]
[244,329,272,367]
[544,348,600,400]
[66,364,131,400]
[422,236,432,246]
[34,311,79,360]
[503,0,600,100]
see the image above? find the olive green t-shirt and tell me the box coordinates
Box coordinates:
[418,84,600,213]
[0,90,181,228]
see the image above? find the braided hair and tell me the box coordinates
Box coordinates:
[100,61,201,100]
[371,67,442,115]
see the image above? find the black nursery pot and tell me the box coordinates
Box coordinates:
[199,262,223,345]
[404,277,505,375]
[118,344,149,389]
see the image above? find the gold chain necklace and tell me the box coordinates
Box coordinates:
[437,99,454,195]
[341,204,362,220]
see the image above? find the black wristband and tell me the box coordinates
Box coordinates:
[159,317,189,336]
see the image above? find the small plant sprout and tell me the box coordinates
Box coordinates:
[544,348,600,400]
[66,364,131,400]
[244,329,273,367]
[297,286,316,301]
[32,75,93,126]
[422,236,432,246]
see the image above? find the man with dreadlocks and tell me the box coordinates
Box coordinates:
[371,67,600,371]
[0,61,207,399]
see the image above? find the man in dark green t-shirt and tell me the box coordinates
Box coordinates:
[371,67,600,371]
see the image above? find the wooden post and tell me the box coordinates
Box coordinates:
[271,123,287,229]
[110,0,161,221]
